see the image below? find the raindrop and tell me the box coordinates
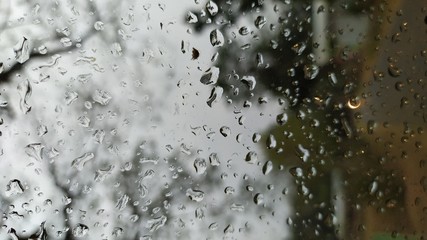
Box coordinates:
[37,125,48,137]
[266,134,277,149]
[276,113,288,125]
[93,130,105,144]
[328,72,338,86]
[72,224,89,237]
[239,26,250,36]
[210,29,224,47]
[207,86,223,107]
[209,153,220,166]
[115,194,129,211]
[220,126,231,137]
[14,37,31,64]
[200,67,220,85]
[92,89,112,105]
[17,79,32,114]
[78,116,90,127]
[186,12,198,23]
[94,21,104,31]
[241,76,256,90]
[291,42,306,55]
[369,180,378,195]
[195,208,205,219]
[5,179,24,196]
[71,152,95,171]
[194,158,207,174]
[254,193,264,205]
[65,91,79,105]
[224,186,235,194]
[262,161,273,175]
[206,1,218,16]
[245,151,258,164]
[186,188,205,202]
[303,64,319,80]
[388,63,402,77]
[25,143,44,161]
[254,16,267,29]
[252,133,261,143]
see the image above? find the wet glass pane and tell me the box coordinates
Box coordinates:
[0,0,426,239]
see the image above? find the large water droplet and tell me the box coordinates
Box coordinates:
[245,151,258,164]
[388,63,402,77]
[220,126,231,137]
[146,215,167,232]
[186,11,198,23]
[186,188,205,202]
[207,86,223,107]
[25,143,44,161]
[262,161,273,175]
[254,193,264,205]
[115,194,130,211]
[200,67,219,85]
[92,89,112,105]
[210,29,224,47]
[276,113,288,125]
[266,134,277,149]
[194,158,207,174]
[72,224,89,237]
[65,91,79,105]
[17,79,32,114]
[241,76,256,90]
[5,179,24,196]
[303,64,319,80]
[71,152,95,171]
[206,1,218,16]
[14,37,31,64]
[254,16,267,29]
[209,153,220,166]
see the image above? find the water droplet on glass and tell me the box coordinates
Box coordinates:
[224,186,235,194]
[291,42,306,55]
[276,113,288,125]
[369,180,378,195]
[25,143,44,161]
[207,86,223,107]
[262,161,273,175]
[186,188,205,202]
[209,153,220,166]
[14,37,30,64]
[92,89,112,105]
[71,152,95,171]
[115,194,129,211]
[94,21,104,31]
[245,151,258,164]
[388,63,402,77]
[266,134,277,149]
[210,29,224,47]
[254,193,264,205]
[65,91,79,105]
[254,16,267,29]
[252,133,261,143]
[93,130,105,144]
[5,179,24,196]
[239,26,250,36]
[303,64,319,80]
[195,207,205,219]
[194,158,207,174]
[186,11,198,23]
[17,79,32,114]
[206,1,218,16]
[146,216,167,232]
[328,72,338,86]
[241,76,256,91]
[220,126,231,137]
[72,224,89,237]
[200,67,219,85]
[78,116,91,127]
[37,125,48,137]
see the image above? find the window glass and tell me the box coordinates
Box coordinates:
[0,0,426,239]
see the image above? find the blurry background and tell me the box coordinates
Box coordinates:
[0,0,425,239]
